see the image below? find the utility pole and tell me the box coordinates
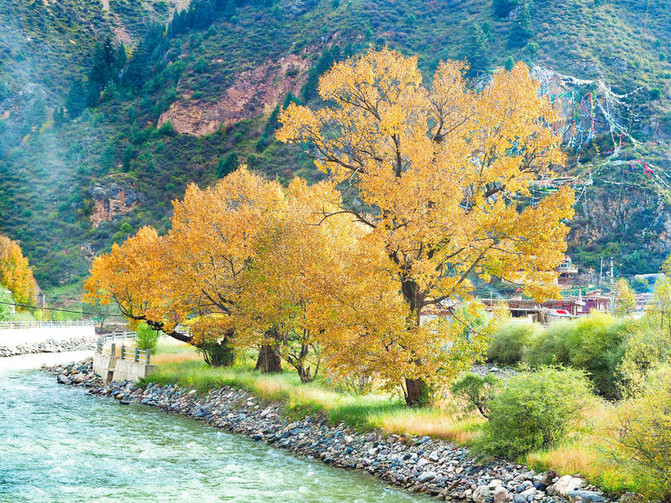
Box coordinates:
[41,292,46,321]
[610,257,615,315]
[599,257,604,286]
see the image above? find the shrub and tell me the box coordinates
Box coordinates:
[613,366,671,501]
[487,318,540,365]
[617,321,671,396]
[197,339,236,367]
[451,373,498,417]
[135,322,160,352]
[524,313,631,398]
[478,367,593,459]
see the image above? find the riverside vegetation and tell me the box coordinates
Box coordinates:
[81,50,671,502]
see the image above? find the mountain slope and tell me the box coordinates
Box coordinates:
[0,0,670,288]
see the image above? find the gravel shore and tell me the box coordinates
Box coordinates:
[44,359,613,503]
[1,335,97,357]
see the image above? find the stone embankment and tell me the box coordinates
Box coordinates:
[1,335,97,358]
[46,359,612,503]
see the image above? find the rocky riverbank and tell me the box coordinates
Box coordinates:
[1,335,97,358]
[45,359,613,503]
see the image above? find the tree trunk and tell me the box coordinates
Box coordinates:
[255,344,282,373]
[401,277,429,407]
[405,377,430,407]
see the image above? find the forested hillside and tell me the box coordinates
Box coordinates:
[0,0,670,288]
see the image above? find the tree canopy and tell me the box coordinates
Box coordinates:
[0,236,36,307]
[86,49,573,406]
[277,48,574,404]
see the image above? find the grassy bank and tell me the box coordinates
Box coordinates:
[143,342,482,441]
[141,341,645,498]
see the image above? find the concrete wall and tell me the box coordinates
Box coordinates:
[93,353,117,384]
[93,352,155,384]
[113,359,156,382]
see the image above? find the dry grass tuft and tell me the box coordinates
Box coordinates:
[376,409,484,442]
[151,351,203,365]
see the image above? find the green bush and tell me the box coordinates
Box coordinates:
[478,367,593,459]
[613,366,671,501]
[487,319,540,366]
[451,373,498,417]
[135,322,160,353]
[197,339,236,367]
[523,313,631,398]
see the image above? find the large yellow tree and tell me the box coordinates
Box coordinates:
[0,235,36,307]
[82,226,189,339]
[235,178,406,383]
[278,49,574,405]
[84,168,288,365]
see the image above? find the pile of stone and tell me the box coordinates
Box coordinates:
[0,335,97,357]
[60,375,613,503]
[42,358,103,387]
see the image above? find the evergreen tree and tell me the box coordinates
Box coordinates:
[466,24,491,76]
[509,2,533,48]
[65,79,87,118]
[504,56,515,71]
[302,46,342,101]
[217,152,238,177]
[116,44,127,70]
[89,37,117,88]
[223,0,237,18]
[493,0,518,17]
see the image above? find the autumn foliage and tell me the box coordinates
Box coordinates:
[0,235,36,307]
[85,49,573,405]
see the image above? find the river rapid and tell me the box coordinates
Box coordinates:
[0,353,429,503]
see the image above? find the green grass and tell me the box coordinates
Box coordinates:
[141,355,481,438]
[141,349,655,499]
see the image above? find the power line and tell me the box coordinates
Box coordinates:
[0,300,125,318]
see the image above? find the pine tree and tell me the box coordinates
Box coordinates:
[65,79,87,118]
[467,24,491,76]
[509,2,533,48]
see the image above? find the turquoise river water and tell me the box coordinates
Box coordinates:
[0,354,428,503]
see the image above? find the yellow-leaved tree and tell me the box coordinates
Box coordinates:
[278,48,574,405]
[165,166,286,366]
[0,235,37,308]
[82,226,187,338]
[235,178,407,383]
[84,167,288,367]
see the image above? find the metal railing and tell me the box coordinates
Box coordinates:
[0,320,97,329]
[121,345,151,364]
[96,331,135,353]
[96,332,150,364]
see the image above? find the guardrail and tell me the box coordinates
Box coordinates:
[94,331,153,382]
[0,320,97,329]
[96,332,150,364]
[121,345,151,364]
[96,331,135,353]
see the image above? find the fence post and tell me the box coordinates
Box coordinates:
[110,343,116,358]
[122,345,126,360]
[146,349,151,365]
[134,348,139,362]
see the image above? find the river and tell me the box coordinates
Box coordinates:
[0,353,428,503]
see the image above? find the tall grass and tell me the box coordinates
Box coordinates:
[141,342,656,499]
[141,359,477,438]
